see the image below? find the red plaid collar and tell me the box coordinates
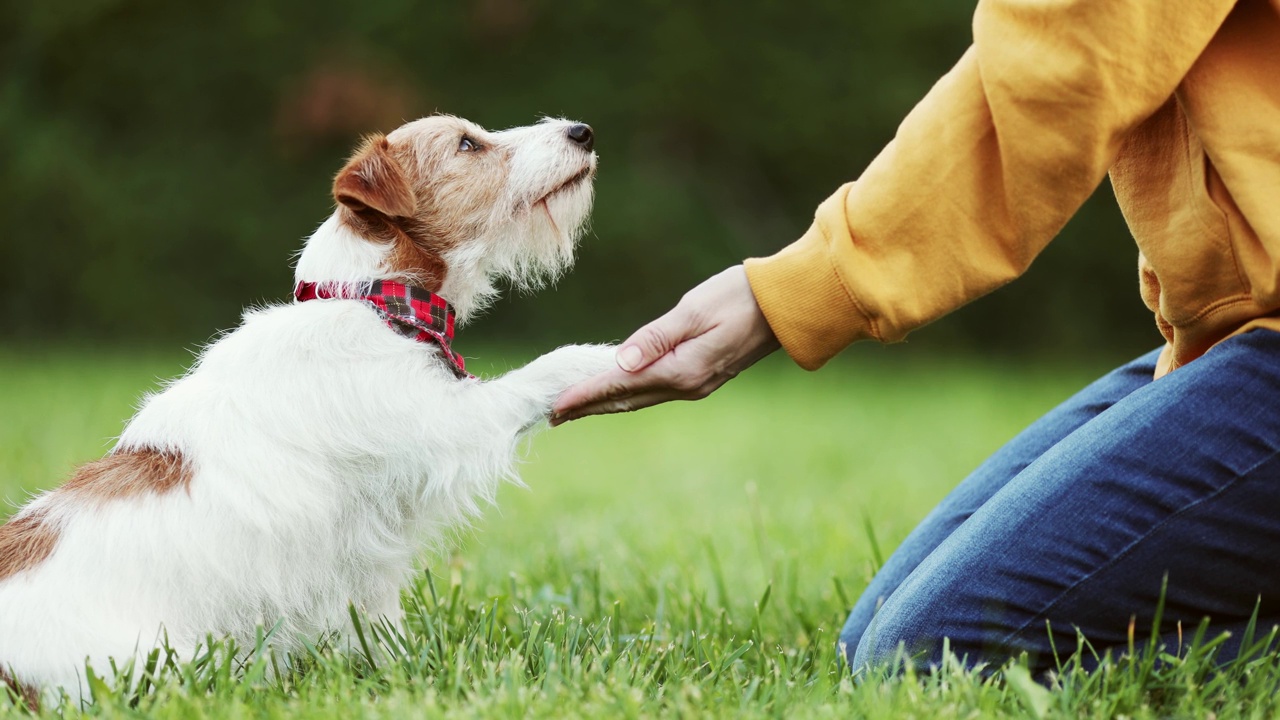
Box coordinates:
[293,280,471,379]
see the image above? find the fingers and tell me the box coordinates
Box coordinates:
[552,367,632,416]
[614,303,703,373]
[551,314,694,415]
[550,266,769,424]
[551,357,705,418]
[547,371,721,422]
[550,388,689,425]
[552,353,722,424]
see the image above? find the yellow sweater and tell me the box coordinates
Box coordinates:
[744,0,1280,377]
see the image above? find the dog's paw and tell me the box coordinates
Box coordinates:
[494,344,618,428]
[535,343,618,385]
[509,343,617,400]
[551,343,618,375]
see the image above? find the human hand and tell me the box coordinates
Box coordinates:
[551,265,780,424]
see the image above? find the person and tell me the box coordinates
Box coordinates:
[553,0,1280,674]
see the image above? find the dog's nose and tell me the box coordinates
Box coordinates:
[566,124,594,152]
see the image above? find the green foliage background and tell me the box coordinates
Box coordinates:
[0,0,1161,358]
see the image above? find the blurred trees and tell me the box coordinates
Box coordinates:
[0,0,1160,358]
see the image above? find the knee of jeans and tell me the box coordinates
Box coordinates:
[848,592,943,673]
[838,590,894,668]
[838,589,925,672]
[837,615,868,667]
[849,618,907,672]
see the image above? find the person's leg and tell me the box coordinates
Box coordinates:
[838,346,1163,660]
[851,330,1280,674]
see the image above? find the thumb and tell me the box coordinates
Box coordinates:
[615,309,691,373]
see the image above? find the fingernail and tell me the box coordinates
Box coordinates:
[617,345,643,372]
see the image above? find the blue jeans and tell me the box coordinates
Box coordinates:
[840,330,1280,673]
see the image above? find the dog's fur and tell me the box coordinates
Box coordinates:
[0,116,614,706]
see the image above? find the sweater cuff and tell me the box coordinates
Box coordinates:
[744,222,875,370]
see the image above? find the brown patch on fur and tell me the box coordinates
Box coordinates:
[62,447,191,500]
[339,205,452,291]
[0,511,57,583]
[334,134,417,219]
[0,448,188,582]
[333,117,510,289]
[0,666,39,711]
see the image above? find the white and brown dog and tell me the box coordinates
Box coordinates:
[0,116,615,706]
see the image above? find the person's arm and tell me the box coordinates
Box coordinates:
[749,0,1234,369]
[553,0,1234,421]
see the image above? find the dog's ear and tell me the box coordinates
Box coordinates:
[333,134,417,219]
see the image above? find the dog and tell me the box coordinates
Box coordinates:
[0,115,615,707]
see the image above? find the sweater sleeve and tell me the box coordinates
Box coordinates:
[744,0,1235,370]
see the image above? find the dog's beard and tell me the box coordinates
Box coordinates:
[440,182,593,324]
[500,176,594,289]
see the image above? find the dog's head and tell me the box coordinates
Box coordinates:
[295,115,597,321]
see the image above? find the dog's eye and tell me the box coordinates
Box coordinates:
[458,136,481,153]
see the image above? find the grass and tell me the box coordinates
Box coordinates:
[3,344,1279,718]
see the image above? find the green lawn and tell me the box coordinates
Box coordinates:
[2,346,1278,718]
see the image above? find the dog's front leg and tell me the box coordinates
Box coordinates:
[483,344,616,432]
